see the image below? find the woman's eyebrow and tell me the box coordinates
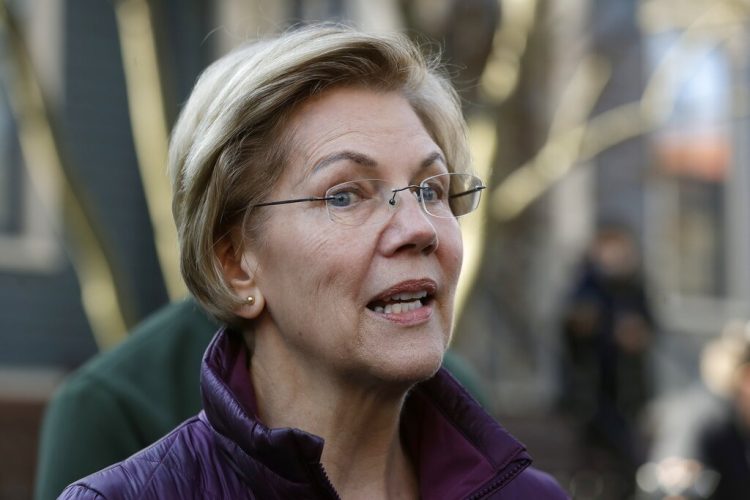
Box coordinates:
[312,151,377,173]
[311,149,446,174]
[421,151,446,168]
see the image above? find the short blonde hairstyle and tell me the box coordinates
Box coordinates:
[169,25,471,325]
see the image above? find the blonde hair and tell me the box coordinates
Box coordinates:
[169,25,471,325]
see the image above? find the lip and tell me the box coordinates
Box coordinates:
[366,278,437,326]
[367,278,438,304]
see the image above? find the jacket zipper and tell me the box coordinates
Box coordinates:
[466,459,532,500]
[314,463,342,500]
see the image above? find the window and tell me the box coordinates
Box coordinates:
[643,16,750,333]
[0,4,61,272]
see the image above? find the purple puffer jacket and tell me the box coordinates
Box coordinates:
[60,328,569,499]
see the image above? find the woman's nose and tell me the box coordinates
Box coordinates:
[378,192,438,256]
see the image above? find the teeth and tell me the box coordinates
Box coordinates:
[382,299,422,314]
[371,289,430,314]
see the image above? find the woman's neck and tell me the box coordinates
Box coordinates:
[249,335,419,499]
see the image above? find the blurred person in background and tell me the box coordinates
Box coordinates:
[58,25,567,499]
[636,322,750,499]
[34,299,214,500]
[695,333,750,499]
[560,223,656,496]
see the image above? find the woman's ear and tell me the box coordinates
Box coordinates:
[216,230,265,320]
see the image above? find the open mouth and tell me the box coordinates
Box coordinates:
[367,290,433,314]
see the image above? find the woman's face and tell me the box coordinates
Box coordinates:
[248,86,463,386]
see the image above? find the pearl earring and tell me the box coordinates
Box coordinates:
[246,296,255,306]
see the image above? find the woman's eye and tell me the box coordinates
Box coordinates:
[327,189,362,208]
[420,183,444,203]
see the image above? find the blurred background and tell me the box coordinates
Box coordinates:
[1,0,750,498]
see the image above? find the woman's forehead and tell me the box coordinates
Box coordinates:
[283,87,443,180]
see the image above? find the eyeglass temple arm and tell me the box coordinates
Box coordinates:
[253,196,331,208]
[449,185,486,199]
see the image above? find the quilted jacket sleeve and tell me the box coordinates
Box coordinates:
[57,485,106,499]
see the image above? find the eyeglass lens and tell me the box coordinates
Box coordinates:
[324,173,484,226]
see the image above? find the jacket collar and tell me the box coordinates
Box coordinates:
[201,327,532,498]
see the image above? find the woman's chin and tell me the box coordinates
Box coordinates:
[365,348,445,388]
